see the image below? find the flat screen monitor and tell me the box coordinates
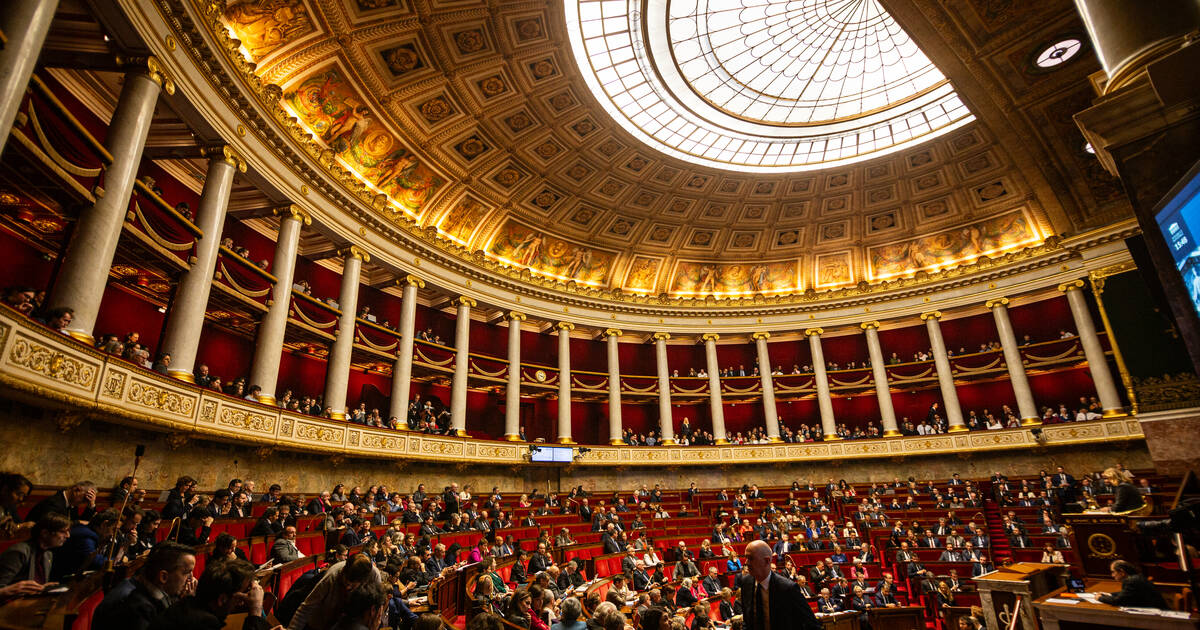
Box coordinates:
[529,446,573,463]
[1155,165,1200,320]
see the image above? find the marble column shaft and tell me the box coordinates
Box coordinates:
[605,329,623,444]
[753,332,781,441]
[923,312,967,431]
[503,311,526,440]
[862,322,900,436]
[0,0,60,157]
[807,329,839,440]
[988,298,1040,423]
[556,323,574,444]
[323,248,368,420]
[388,276,423,422]
[249,206,308,403]
[47,64,168,341]
[703,334,728,443]
[654,333,675,445]
[450,297,475,436]
[1061,281,1124,414]
[162,147,243,381]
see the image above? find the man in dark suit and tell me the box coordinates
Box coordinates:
[442,484,460,516]
[815,588,840,614]
[25,481,97,525]
[1097,560,1169,609]
[702,566,722,596]
[739,539,821,630]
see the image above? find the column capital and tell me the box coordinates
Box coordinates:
[201,145,248,172]
[401,274,426,289]
[920,311,942,321]
[507,311,527,322]
[454,296,477,308]
[556,322,575,332]
[1057,279,1085,293]
[653,332,671,341]
[751,332,771,340]
[859,321,880,330]
[603,328,623,338]
[274,204,312,226]
[118,55,176,95]
[804,327,823,337]
[702,333,720,342]
[985,297,1010,309]
[339,245,371,263]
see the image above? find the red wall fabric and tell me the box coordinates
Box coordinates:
[1009,297,1073,342]
[221,220,278,271]
[877,324,930,362]
[766,338,809,372]
[938,312,997,355]
[569,337,607,373]
[194,322,254,382]
[94,286,165,353]
[521,329,558,367]
[0,228,56,294]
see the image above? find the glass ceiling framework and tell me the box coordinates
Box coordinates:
[564,0,975,171]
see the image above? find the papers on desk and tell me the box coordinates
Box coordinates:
[1043,598,1080,605]
[1074,593,1101,603]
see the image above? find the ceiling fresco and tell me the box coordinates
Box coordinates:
[213,0,1123,298]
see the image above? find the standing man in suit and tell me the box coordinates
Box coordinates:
[739,539,821,630]
[442,484,460,516]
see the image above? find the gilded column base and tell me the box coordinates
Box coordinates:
[67,330,95,345]
[767,437,783,443]
[256,394,277,405]
[609,438,626,445]
[947,424,969,433]
[455,429,468,437]
[882,429,902,437]
[1020,417,1043,427]
[556,437,576,445]
[168,369,195,384]
[823,435,842,441]
[714,438,729,445]
[1102,409,1129,418]
[329,410,346,421]
[503,434,522,442]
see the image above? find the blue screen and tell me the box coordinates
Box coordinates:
[530,446,573,462]
[1155,169,1200,320]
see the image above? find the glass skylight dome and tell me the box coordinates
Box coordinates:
[564,0,974,171]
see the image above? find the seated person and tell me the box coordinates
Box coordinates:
[1096,560,1169,609]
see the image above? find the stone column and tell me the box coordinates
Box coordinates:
[161,146,245,382]
[1073,0,1200,92]
[987,297,1040,424]
[556,322,574,444]
[702,333,728,444]
[753,332,782,442]
[0,0,60,157]
[46,59,173,342]
[922,311,967,432]
[806,328,839,440]
[450,296,475,436]
[323,247,368,420]
[861,321,900,437]
[249,206,309,403]
[653,332,676,445]
[605,329,624,445]
[1060,280,1124,415]
[388,275,423,422]
[503,311,526,441]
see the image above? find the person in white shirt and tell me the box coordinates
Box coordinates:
[986,417,1004,430]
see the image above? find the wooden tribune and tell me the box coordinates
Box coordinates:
[865,605,925,630]
[1063,513,1141,578]
[972,562,1067,630]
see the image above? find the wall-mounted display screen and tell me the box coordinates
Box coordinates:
[529,446,574,463]
[1155,166,1200,320]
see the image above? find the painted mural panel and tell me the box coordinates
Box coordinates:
[487,219,614,285]
[624,256,662,294]
[437,197,491,245]
[284,68,442,214]
[670,260,798,296]
[222,0,315,60]
[815,252,854,287]
[868,209,1041,279]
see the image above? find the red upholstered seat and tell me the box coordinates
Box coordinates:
[70,589,106,630]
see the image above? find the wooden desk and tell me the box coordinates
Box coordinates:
[816,610,860,629]
[866,605,925,630]
[1033,582,1200,630]
[973,563,1068,630]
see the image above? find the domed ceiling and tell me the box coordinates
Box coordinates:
[215,0,1118,298]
